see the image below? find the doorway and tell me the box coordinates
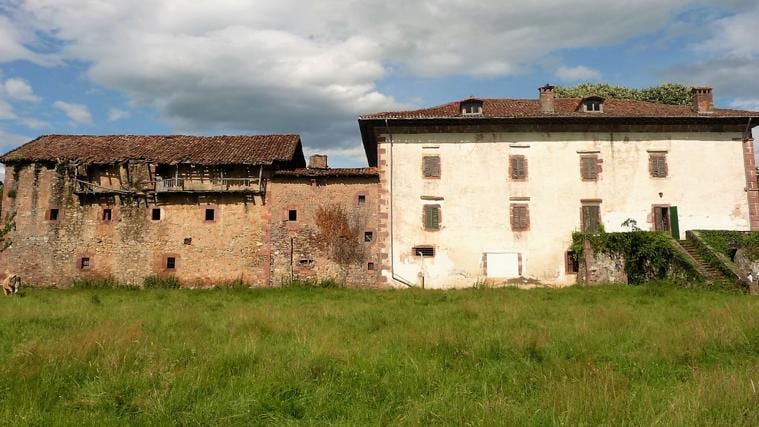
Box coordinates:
[653,206,680,239]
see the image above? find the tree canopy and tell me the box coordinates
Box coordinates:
[554,83,692,105]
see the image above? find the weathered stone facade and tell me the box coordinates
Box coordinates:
[0,162,272,286]
[268,173,380,286]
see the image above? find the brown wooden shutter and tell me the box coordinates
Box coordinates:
[581,156,598,180]
[423,156,440,178]
[510,156,527,180]
[650,155,668,178]
[511,204,529,231]
[582,205,600,232]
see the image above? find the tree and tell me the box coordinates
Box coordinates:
[554,83,691,105]
[315,204,367,281]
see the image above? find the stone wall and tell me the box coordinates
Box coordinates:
[0,163,271,286]
[577,241,628,285]
[268,176,380,286]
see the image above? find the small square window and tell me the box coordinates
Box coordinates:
[357,195,366,206]
[49,208,59,221]
[367,262,375,270]
[205,208,215,221]
[80,257,90,270]
[422,156,441,178]
[288,209,297,221]
[364,231,374,242]
[566,251,579,274]
[151,208,161,221]
[166,257,176,270]
[102,208,112,221]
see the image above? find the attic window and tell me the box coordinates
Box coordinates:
[582,98,603,112]
[460,99,483,115]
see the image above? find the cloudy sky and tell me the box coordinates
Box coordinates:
[0,0,758,174]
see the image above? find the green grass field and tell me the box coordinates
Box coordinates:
[0,284,757,425]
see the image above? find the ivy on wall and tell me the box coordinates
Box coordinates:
[572,228,702,284]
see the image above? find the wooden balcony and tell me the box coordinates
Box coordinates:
[74,177,264,195]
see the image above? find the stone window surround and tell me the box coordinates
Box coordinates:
[510,203,530,232]
[162,253,179,272]
[509,154,528,181]
[422,155,441,179]
[355,192,368,207]
[202,204,218,223]
[363,228,376,244]
[579,154,602,181]
[99,205,117,223]
[77,253,94,272]
[45,206,62,223]
[148,206,163,221]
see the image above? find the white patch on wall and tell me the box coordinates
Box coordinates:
[486,252,520,278]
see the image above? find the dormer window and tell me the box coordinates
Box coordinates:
[581,97,604,113]
[460,99,483,115]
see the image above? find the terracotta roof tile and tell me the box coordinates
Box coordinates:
[1,134,303,165]
[360,98,759,119]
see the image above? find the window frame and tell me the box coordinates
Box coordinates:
[150,208,162,221]
[412,246,435,257]
[46,207,61,222]
[566,250,579,274]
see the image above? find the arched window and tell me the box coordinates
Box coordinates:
[460,98,483,115]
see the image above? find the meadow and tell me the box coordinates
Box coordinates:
[0,283,757,425]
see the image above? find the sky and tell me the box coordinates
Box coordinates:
[0,0,758,178]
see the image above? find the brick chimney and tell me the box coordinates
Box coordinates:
[539,84,555,114]
[308,154,328,169]
[691,87,713,113]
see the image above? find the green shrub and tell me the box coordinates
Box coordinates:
[5,188,16,198]
[143,275,181,289]
[280,278,344,289]
[71,276,123,289]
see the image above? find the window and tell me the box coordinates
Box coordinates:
[509,155,527,180]
[583,100,603,112]
[367,262,375,271]
[413,246,435,257]
[166,257,176,270]
[364,231,374,242]
[288,209,298,221]
[580,155,599,180]
[80,257,90,270]
[422,156,441,178]
[183,237,192,245]
[102,208,112,221]
[151,208,161,221]
[460,99,483,115]
[205,208,215,221]
[581,204,601,233]
[423,205,441,230]
[48,208,60,221]
[357,194,366,206]
[566,251,579,274]
[649,154,668,178]
[510,204,529,231]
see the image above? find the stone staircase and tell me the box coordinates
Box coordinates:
[677,239,732,284]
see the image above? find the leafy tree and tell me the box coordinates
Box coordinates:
[555,83,691,105]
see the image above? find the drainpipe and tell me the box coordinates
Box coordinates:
[384,119,415,287]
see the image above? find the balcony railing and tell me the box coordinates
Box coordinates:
[74,177,263,194]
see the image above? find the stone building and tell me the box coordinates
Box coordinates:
[359,86,759,288]
[0,134,377,287]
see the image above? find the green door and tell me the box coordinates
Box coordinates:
[670,206,680,240]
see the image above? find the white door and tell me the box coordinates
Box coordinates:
[486,252,520,278]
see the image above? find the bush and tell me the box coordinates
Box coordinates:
[280,278,344,289]
[71,276,135,289]
[143,275,181,289]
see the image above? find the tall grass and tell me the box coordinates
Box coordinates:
[0,285,757,425]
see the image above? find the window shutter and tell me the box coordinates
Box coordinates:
[582,205,600,232]
[423,156,440,178]
[510,156,527,179]
[511,205,529,231]
[425,205,440,229]
[650,155,667,178]
[581,157,597,180]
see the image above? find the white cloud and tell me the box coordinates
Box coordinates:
[3,78,40,102]
[555,65,602,82]
[19,117,48,129]
[53,101,93,125]
[729,99,759,111]
[0,99,16,120]
[107,108,130,121]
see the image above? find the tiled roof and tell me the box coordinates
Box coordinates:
[360,98,759,119]
[274,167,378,178]
[0,134,304,165]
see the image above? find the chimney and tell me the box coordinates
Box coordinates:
[308,154,328,169]
[539,84,555,114]
[691,87,713,113]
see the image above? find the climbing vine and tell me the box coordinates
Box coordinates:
[572,228,701,284]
